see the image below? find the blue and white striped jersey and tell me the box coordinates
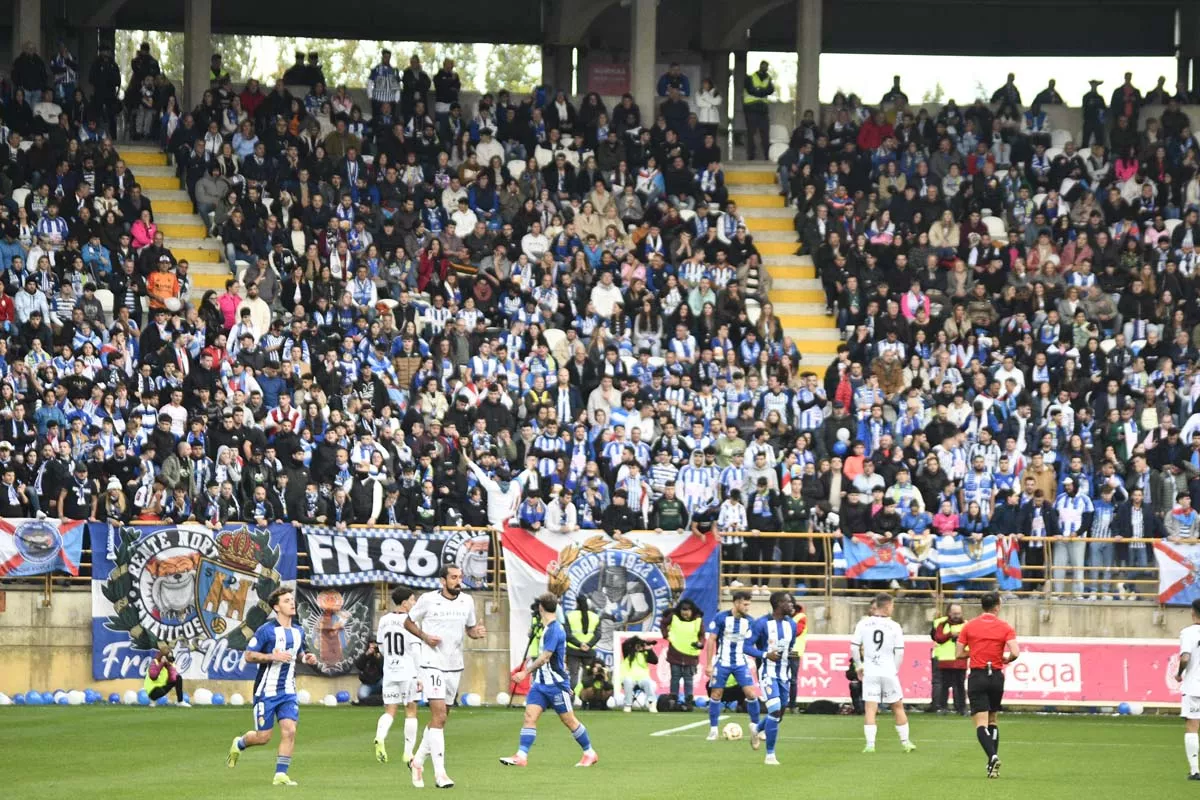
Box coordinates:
[707,610,755,668]
[534,619,569,686]
[249,621,305,699]
[752,615,798,683]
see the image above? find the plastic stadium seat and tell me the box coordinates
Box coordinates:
[745,298,761,325]
[1099,339,1116,354]
[11,187,29,207]
[1164,218,1183,236]
[1033,192,1047,209]
[768,142,788,162]
[1050,129,1073,148]
[94,289,114,323]
[620,355,637,374]
[534,147,554,168]
[1044,146,1064,162]
[982,215,1007,238]
[543,327,568,362]
[769,124,790,144]
[679,208,696,223]
[507,160,525,179]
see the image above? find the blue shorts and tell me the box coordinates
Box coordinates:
[253,694,299,731]
[711,664,754,690]
[761,678,790,711]
[526,682,573,715]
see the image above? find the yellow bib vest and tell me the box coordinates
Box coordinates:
[745,73,770,106]
[932,616,965,661]
[667,616,703,657]
[143,663,169,695]
[624,652,651,682]
[566,609,597,653]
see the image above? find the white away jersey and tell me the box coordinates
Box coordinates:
[409,590,478,672]
[1181,623,1200,696]
[851,615,905,678]
[377,611,422,682]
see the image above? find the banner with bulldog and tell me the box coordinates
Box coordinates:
[300,525,492,589]
[501,526,720,668]
[91,523,298,681]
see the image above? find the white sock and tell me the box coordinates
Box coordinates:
[404,717,418,756]
[428,727,447,777]
[415,726,431,767]
[376,712,394,743]
[896,723,910,743]
[1186,732,1199,774]
[864,724,877,747]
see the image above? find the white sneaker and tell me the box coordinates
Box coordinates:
[177,701,191,708]
[729,580,744,588]
[435,774,455,789]
[706,728,719,741]
[764,754,780,766]
[411,762,424,789]
[649,703,658,713]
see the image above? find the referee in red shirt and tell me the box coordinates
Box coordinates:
[955,592,1019,779]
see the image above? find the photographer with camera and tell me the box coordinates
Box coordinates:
[145,642,189,707]
[660,599,704,710]
[619,635,659,713]
[930,603,967,714]
[355,636,385,704]
[579,661,613,711]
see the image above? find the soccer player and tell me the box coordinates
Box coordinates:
[750,592,797,765]
[1178,599,1200,780]
[851,593,916,754]
[225,588,319,786]
[375,586,423,765]
[956,591,1019,778]
[404,565,488,789]
[703,590,764,745]
[499,593,599,768]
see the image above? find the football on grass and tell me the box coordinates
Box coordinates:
[722,722,743,741]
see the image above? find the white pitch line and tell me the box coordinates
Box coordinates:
[650,715,728,737]
[773,735,1175,748]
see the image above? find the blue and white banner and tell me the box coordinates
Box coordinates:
[0,518,85,576]
[300,526,491,589]
[91,523,298,681]
[938,534,999,584]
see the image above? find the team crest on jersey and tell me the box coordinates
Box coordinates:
[549,536,684,661]
[100,524,281,651]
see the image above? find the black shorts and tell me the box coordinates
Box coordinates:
[967,669,1005,714]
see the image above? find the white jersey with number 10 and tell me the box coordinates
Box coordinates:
[377,611,421,683]
[851,615,905,678]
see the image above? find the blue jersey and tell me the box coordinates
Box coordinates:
[534,619,570,687]
[248,621,305,700]
[751,615,797,684]
[707,611,755,668]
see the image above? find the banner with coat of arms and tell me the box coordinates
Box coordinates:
[0,518,85,576]
[295,586,375,676]
[833,534,908,581]
[501,526,720,668]
[90,523,298,681]
[300,525,491,589]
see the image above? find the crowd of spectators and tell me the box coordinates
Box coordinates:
[0,37,1196,600]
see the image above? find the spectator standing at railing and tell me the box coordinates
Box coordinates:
[1052,477,1093,599]
[1089,484,1118,600]
[1017,490,1058,591]
[742,61,774,162]
[1112,487,1163,600]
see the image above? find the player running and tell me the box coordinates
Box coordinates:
[750,592,797,766]
[375,587,423,766]
[704,590,764,745]
[957,591,1019,778]
[498,593,599,768]
[404,565,488,789]
[225,588,319,786]
[851,593,916,754]
[1177,599,1200,781]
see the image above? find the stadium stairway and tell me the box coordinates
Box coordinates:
[726,161,836,378]
[116,143,225,297]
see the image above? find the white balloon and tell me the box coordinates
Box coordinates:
[836,428,851,442]
[1129,702,1145,716]
[605,696,616,709]
[67,690,86,706]
[122,690,138,705]
[461,693,480,707]
[0,692,11,705]
[229,693,245,707]
[322,694,338,707]
[296,690,312,705]
[52,691,67,703]
[193,688,213,706]
[495,691,511,706]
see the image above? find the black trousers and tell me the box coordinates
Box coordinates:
[743,105,770,160]
[744,535,771,581]
[1081,119,1105,148]
[932,662,966,713]
[148,674,184,703]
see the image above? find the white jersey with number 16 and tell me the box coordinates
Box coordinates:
[409,590,478,672]
[851,615,905,678]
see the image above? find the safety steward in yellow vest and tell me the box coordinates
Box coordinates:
[931,603,967,714]
[661,599,704,710]
[564,595,602,694]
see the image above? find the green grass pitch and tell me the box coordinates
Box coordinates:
[0,705,1183,798]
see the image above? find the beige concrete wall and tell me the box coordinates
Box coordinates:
[0,586,1184,696]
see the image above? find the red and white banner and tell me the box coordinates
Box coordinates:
[612,633,1186,707]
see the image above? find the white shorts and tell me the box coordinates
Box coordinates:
[383,679,416,706]
[1182,695,1200,720]
[863,674,903,706]
[421,668,461,704]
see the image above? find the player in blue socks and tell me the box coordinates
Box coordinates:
[704,591,764,745]
[750,592,798,765]
[500,593,598,768]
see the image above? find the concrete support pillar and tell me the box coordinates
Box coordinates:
[704,50,730,135]
[732,50,747,139]
[540,45,573,95]
[629,0,656,123]
[182,0,212,110]
[795,0,821,121]
[1183,5,1200,95]
[77,27,99,98]
[12,0,42,70]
